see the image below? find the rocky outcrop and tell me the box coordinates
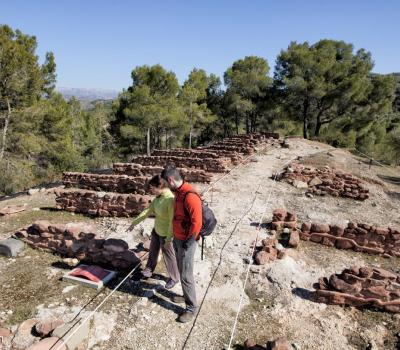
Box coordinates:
[315,266,400,313]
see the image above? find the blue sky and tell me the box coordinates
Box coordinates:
[1,0,399,91]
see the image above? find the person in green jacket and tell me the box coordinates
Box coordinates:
[127,174,179,289]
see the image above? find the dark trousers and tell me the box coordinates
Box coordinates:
[147,229,180,283]
[173,238,198,313]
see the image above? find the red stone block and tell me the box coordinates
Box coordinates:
[272,209,287,221]
[311,223,330,233]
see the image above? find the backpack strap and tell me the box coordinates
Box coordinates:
[182,190,202,215]
[182,190,202,238]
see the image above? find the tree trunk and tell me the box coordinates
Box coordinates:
[189,119,193,149]
[245,116,250,134]
[235,115,239,135]
[188,102,193,149]
[314,117,322,138]
[146,128,150,156]
[0,98,11,160]
[302,100,310,139]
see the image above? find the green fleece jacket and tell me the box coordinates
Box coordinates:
[131,189,174,239]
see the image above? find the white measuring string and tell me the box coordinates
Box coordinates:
[53,139,271,350]
[353,147,400,177]
[227,157,294,349]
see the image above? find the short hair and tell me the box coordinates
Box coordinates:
[161,164,182,181]
[146,174,168,191]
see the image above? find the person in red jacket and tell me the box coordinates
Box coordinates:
[161,165,202,323]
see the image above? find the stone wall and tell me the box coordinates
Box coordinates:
[113,163,213,183]
[130,155,231,173]
[198,144,255,155]
[315,266,400,313]
[281,163,369,200]
[63,172,148,194]
[54,188,151,217]
[300,221,400,258]
[14,221,150,270]
[151,148,220,159]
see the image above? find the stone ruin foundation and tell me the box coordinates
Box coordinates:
[63,172,149,194]
[315,266,400,313]
[55,188,151,217]
[55,133,282,217]
[130,155,231,173]
[300,221,400,258]
[280,162,369,200]
[113,163,213,183]
[14,220,150,270]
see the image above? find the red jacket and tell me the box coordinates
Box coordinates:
[173,182,202,240]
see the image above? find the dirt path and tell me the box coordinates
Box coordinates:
[101,139,337,350]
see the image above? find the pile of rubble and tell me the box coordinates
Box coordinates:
[14,220,150,269]
[280,163,369,200]
[55,133,281,217]
[300,221,400,258]
[254,237,286,265]
[244,337,291,350]
[315,266,400,313]
[271,209,300,248]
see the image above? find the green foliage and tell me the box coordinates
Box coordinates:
[274,40,396,139]
[3,23,400,195]
[180,68,216,148]
[111,64,182,156]
[224,56,272,134]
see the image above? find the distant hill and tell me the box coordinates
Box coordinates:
[57,87,119,101]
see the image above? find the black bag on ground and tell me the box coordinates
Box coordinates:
[183,190,217,260]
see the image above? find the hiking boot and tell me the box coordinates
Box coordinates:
[171,295,185,304]
[177,311,195,323]
[141,268,152,278]
[165,278,177,290]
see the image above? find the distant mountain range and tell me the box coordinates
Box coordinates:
[57,87,119,101]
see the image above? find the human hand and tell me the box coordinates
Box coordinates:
[182,235,195,250]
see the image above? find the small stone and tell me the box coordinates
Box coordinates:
[0,327,12,338]
[26,336,66,350]
[12,318,38,349]
[0,238,25,257]
[309,177,323,186]
[255,251,269,265]
[289,230,300,248]
[293,180,308,189]
[35,318,64,337]
[28,188,40,195]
